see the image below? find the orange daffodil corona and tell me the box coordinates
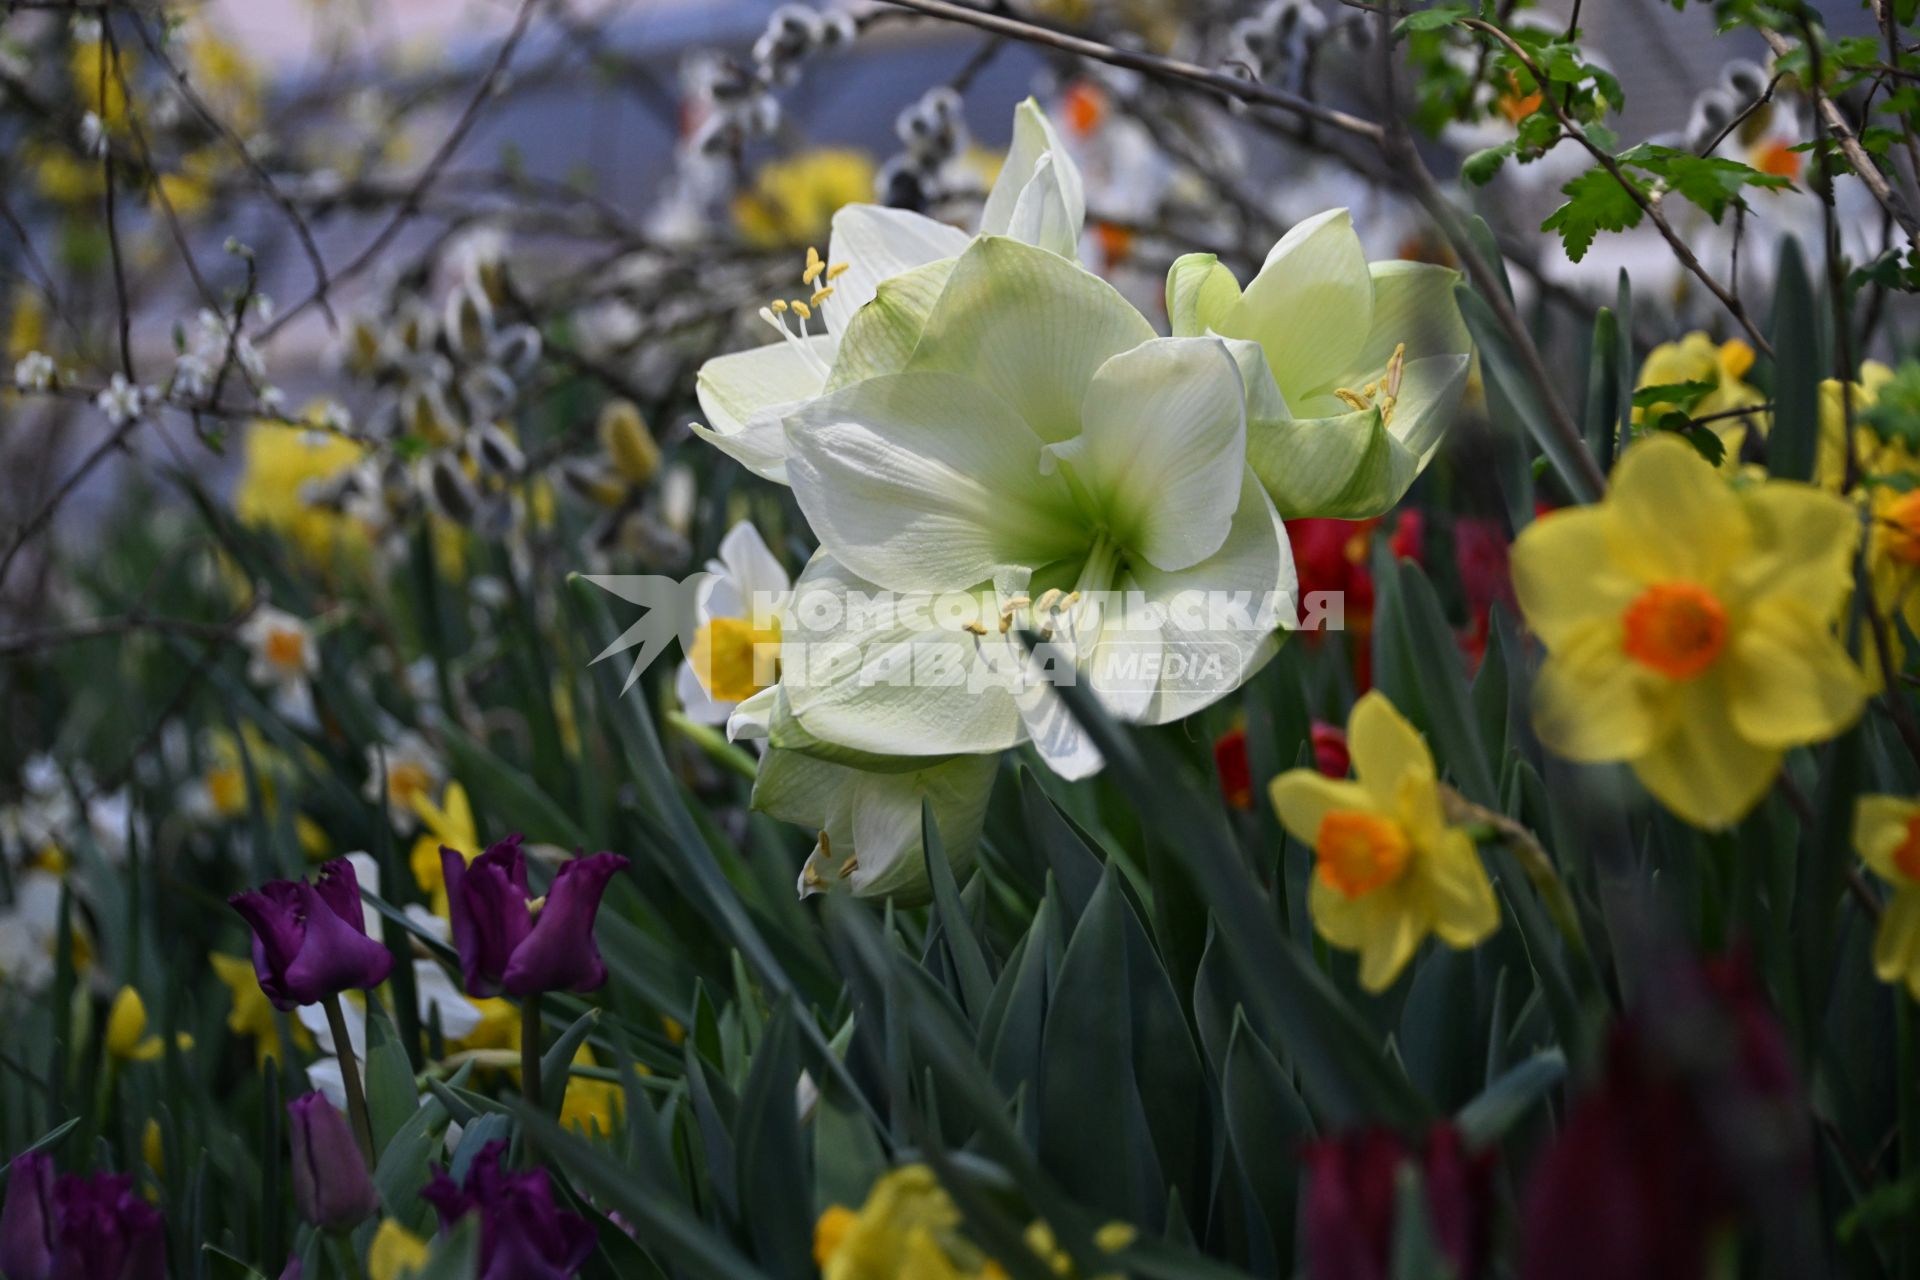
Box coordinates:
[1853,797,1920,998]
[1270,692,1499,991]
[1513,434,1867,829]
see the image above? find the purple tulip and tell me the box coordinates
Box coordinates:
[0,1151,55,1280]
[288,1093,379,1230]
[229,859,393,1010]
[421,1141,593,1280]
[441,837,628,998]
[276,1261,302,1280]
[1304,1125,1493,1280]
[0,1154,166,1280]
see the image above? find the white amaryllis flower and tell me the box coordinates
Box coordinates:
[239,605,320,728]
[693,97,1085,482]
[728,685,997,902]
[676,522,793,726]
[1166,208,1472,519]
[779,234,1295,780]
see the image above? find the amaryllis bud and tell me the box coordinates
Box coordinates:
[288,1093,379,1230]
[228,859,394,1010]
[442,836,628,998]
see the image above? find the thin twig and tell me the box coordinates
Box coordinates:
[260,0,545,341]
[873,0,1386,143]
[1463,16,1774,356]
[1759,25,1920,245]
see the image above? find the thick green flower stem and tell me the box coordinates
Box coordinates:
[321,994,375,1167]
[1440,786,1590,970]
[326,1231,365,1280]
[520,991,544,1112]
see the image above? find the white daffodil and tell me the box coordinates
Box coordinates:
[1166,208,1472,520]
[239,605,320,729]
[779,234,1295,780]
[728,685,997,903]
[364,732,445,833]
[0,869,66,996]
[693,97,1085,482]
[676,522,793,726]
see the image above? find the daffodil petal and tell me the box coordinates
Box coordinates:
[1530,624,1668,762]
[1270,771,1375,846]
[1630,679,1779,828]
[1854,794,1920,884]
[1726,600,1866,748]
[1606,434,1753,584]
[1875,890,1920,990]
[1512,507,1642,648]
[1348,690,1437,809]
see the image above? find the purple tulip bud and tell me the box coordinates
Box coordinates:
[442,838,628,999]
[421,1141,593,1280]
[276,1261,302,1280]
[288,1093,379,1230]
[0,1151,55,1280]
[229,859,394,1010]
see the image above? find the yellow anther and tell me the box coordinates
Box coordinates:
[837,854,859,879]
[1361,381,1378,397]
[802,246,825,285]
[1334,387,1373,413]
[826,261,851,281]
[791,300,813,321]
[769,299,789,314]
[810,286,835,308]
[1035,588,1063,613]
[998,612,1013,635]
[962,620,989,636]
[1060,591,1081,610]
[1000,595,1032,619]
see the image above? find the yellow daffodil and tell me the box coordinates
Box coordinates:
[368,1218,430,1280]
[1853,796,1920,999]
[142,1118,165,1176]
[233,423,369,568]
[211,952,313,1066]
[733,148,877,248]
[814,1165,984,1280]
[1269,691,1499,991]
[1635,332,1767,467]
[410,782,478,914]
[1512,434,1866,828]
[1816,361,1900,490]
[105,987,192,1063]
[559,1044,625,1138]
